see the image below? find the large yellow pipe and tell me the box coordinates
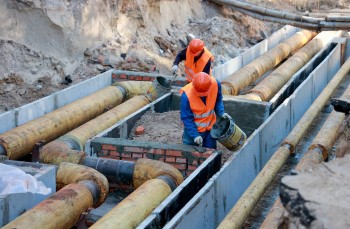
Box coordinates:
[238,31,342,101]
[218,57,350,229]
[90,178,172,229]
[0,81,151,160]
[3,163,108,229]
[91,158,183,229]
[261,85,350,228]
[221,30,317,96]
[61,95,150,150]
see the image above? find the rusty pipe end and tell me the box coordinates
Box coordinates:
[57,162,109,207]
[133,158,184,188]
[308,143,329,160]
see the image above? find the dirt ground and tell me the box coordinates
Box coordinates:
[4,0,346,112]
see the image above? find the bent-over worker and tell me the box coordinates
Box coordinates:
[172,38,214,82]
[180,72,229,149]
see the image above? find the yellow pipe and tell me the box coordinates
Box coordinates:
[261,84,350,228]
[133,158,184,188]
[221,30,317,96]
[56,162,109,206]
[218,57,350,229]
[240,31,342,101]
[3,163,108,229]
[90,178,172,229]
[63,95,150,150]
[0,81,151,160]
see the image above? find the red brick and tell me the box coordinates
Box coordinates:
[109,151,119,157]
[121,153,132,158]
[132,153,144,158]
[188,165,198,171]
[173,164,186,170]
[165,157,176,163]
[101,144,117,151]
[143,76,151,81]
[135,126,145,135]
[150,148,165,155]
[155,156,165,162]
[128,75,135,80]
[166,150,182,157]
[189,160,198,165]
[120,74,127,79]
[191,151,212,158]
[98,150,109,157]
[124,146,144,153]
[135,76,143,81]
[186,171,194,177]
[122,158,137,162]
[176,157,187,163]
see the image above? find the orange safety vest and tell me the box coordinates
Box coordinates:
[184,47,214,82]
[180,76,218,132]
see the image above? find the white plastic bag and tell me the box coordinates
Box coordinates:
[0,163,51,195]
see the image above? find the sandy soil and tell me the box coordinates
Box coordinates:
[0,0,282,112]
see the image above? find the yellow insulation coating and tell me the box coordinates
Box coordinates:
[114,81,153,98]
[40,140,85,164]
[90,179,172,229]
[66,95,150,149]
[57,162,109,207]
[133,158,184,188]
[2,183,93,229]
[0,86,124,159]
[249,38,323,101]
[222,30,316,95]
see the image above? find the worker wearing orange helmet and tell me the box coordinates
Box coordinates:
[179,72,229,148]
[172,38,214,82]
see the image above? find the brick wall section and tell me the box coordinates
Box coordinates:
[112,70,188,87]
[93,138,215,178]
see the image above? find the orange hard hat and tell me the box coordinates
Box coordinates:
[193,72,212,97]
[189,39,204,56]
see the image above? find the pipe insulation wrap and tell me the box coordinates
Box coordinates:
[90,178,172,229]
[245,31,341,101]
[133,158,184,188]
[63,95,150,150]
[56,162,109,207]
[221,30,317,96]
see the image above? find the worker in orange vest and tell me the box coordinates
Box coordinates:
[172,38,214,82]
[180,72,229,148]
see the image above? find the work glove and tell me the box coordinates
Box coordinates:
[221,113,230,119]
[172,65,179,76]
[194,136,203,146]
